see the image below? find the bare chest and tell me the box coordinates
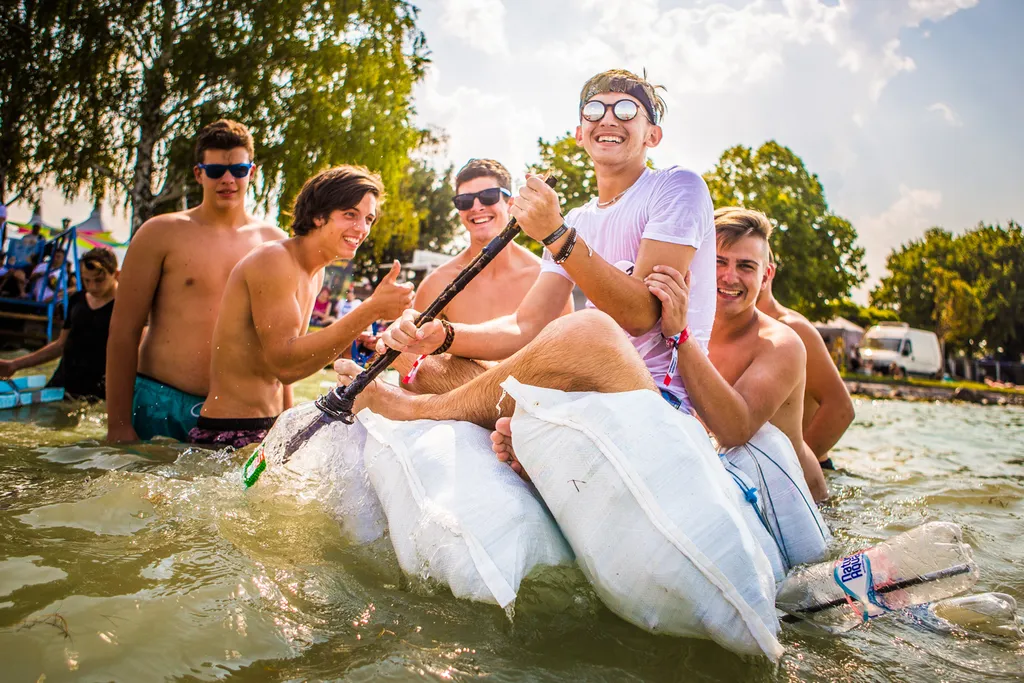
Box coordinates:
[442,269,534,324]
[160,233,267,300]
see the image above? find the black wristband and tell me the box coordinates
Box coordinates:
[431,319,455,355]
[542,222,569,246]
[553,228,577,264]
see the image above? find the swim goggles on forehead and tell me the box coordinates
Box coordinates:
[580,98,648,123]
[197,162,254,179]
[452,187,511,211]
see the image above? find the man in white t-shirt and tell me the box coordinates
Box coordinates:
[334,69,716,476]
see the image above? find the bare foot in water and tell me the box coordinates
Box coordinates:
[490,416,530,481]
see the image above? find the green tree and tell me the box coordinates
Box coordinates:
[872,221,1023,357]
[0,0,137,204]
[831,299,901,329]
[704,141,866,321]
[42,0,428,239]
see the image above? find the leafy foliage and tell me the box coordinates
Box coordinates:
[0,0,139,204]
[871,221,1023,357]
[704,141,866,321]
[31,0,428,238]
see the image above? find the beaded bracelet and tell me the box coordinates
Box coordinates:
[553,228,578,264]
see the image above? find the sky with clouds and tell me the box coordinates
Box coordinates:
[11,0,1022,303]
[412,0,1023,300]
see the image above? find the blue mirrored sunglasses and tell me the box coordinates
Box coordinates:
[198,162,254,179]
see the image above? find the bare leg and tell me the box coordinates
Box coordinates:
[347,309,657,428]
[391,352,490,395]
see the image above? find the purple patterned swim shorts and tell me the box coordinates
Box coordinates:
[187,415,278,450]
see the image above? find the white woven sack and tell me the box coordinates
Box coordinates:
[501,377,783,660]
[359,410,573,608]
[720,424,831,579]
[277,412,387,544]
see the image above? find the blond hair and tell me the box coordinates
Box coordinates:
[714,207,773,249]
[579,69,667,124]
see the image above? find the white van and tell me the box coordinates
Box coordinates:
[859,323,942,378]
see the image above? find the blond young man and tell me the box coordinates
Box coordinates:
[335,69,717,478]
[394,158,572,393]
[106,120,287,442]
[757,253,855,468]
[649,208,828,501]
[191,166,413,449]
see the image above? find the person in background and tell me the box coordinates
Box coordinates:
[310,286,337,326]
[756,242,854,469]
[0,248,119,400]
[334,287,362,318]
[21,223,43,252]
[28,248,65,302]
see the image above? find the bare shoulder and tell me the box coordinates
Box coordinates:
[247,218,288,242]
[778,308,831,352]
[758,312,807,365]
[131,211,194,247]
[239,239,292,271]
[512,243,544,269]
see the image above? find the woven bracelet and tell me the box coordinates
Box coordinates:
[431,319,456,355]
[553,228,578,264]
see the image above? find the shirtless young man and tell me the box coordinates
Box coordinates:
[757,252,854,469]
[335,69,717,467]
[189,165,413,449]
[105,120,287,442]
[649,208,828,501]
[395,158,572,393]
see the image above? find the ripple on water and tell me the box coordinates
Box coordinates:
[1,398,1024,681]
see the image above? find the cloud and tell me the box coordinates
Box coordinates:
[438,0,509,56]
[854,184,943,298]
[927,101,963,126]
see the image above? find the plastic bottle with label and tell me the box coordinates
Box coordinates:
[776,521,978,633]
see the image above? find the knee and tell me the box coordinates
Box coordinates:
[537,309,632,356]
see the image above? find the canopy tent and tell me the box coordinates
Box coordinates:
[6,205,127,253]
[813,317,865,349]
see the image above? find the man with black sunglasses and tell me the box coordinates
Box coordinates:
[106,119,288,443]
[336,69,717,480]
[391,159,572,393]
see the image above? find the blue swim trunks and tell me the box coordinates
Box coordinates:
[660,388,683,410]
[132,373,205,441]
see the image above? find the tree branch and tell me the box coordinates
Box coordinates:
[90,164,131,192]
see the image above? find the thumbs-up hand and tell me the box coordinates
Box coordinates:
[367,260,415,320]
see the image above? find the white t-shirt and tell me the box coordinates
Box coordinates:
[540,166,716,413]
[335,298,362,318]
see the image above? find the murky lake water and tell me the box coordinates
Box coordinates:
[1,369,1023,681]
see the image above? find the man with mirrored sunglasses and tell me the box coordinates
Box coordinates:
[336,69,717,481]
[387,158,572,394]
[106,119,288,443]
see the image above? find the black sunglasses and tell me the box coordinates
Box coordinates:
[580,99,647,123]
[452,187,511,211]
[197,162,254,179]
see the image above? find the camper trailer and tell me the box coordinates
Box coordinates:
[859,322,942,378]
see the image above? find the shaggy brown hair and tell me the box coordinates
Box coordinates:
[454,159,511,192]
[194,119,255,164]
[290,165,385,237]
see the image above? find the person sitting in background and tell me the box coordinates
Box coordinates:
[334,287,362,318]
[756,242,854,469]
[28,248,65,302]
[0,255,28,297]
[21,224,43,252]
[0,248,119,400]
[310,286,336,326]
